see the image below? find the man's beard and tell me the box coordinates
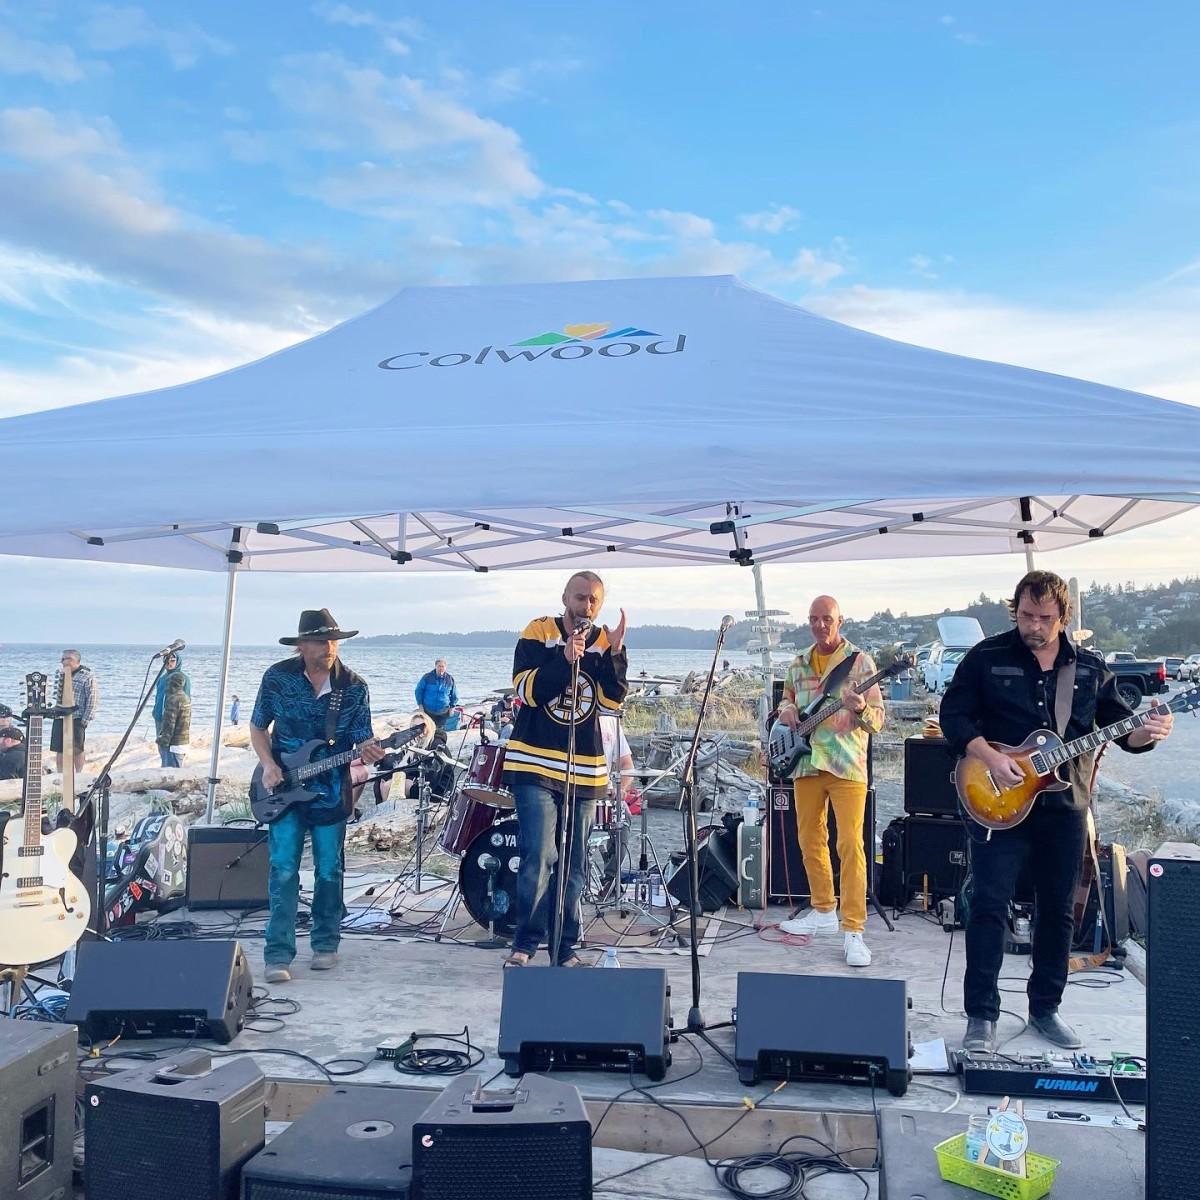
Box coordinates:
[1021,631,1048,649]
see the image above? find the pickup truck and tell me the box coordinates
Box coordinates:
[1101,656,1170,708]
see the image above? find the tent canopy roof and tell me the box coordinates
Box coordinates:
[1,274,1196,572]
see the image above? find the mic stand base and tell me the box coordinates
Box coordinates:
[686,1005,706,1033]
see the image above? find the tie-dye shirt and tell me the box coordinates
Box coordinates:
[778,640,885,783]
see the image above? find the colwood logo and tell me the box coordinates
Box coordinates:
[378,321,686,370]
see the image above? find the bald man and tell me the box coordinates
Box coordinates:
[777,595,885,966]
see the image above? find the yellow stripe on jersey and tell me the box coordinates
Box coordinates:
[505,739,605,765]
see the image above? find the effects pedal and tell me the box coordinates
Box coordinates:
[954,1048,1146,1104]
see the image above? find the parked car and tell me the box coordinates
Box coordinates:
[1180,653,1200,682]
[921,616,986,694]
[1159,656,1185,680]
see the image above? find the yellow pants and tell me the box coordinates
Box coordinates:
[793,772,868,933]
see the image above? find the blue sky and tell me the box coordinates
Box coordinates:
[2,2,1199,642]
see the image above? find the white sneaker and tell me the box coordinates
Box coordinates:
[844,932,872,967]
[780,908,839,936]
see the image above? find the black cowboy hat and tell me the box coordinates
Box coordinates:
[280,608,359,645]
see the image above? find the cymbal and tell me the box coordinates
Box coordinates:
[410,748,458,767]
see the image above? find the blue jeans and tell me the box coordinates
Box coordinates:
[158,745,179,767]
[265,809,346,966]
[512,782,593,962]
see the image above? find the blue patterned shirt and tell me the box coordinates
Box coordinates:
[250,656,374,824]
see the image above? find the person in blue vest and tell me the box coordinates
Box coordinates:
[414,658,459,731]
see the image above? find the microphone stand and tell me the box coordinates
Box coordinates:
[678,618,733,1032]
[550,622,586,967]
[77,654,172,940]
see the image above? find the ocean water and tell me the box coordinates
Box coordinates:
[0,643,726,738]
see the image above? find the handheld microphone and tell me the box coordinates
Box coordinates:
[153,639,186,659]
[574,617,592,634]
[720,615,735,633]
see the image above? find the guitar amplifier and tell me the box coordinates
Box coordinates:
[65,938,252,1043]
[1072,842,1129,952]
[903,814,969,903]
[903,736,961,817]
[0,1017,76,1200]
[412,1074,591,1200]
[242,1084,433,1199]
[186,825,269,911]
[84,1051,265,1200]
[665,823,738,912]
[766,784,876,904]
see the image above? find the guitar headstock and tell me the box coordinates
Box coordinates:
[22,671,50,716]
[1169,685,1200,716]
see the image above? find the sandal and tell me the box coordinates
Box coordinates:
[558,955,586,968]
[503,951,531,968]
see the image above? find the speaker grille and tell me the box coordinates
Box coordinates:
[246,1184,403,1200]
[416,1127,590,1199]
[1147,847,1200,1199]
[87,1097,216,1200]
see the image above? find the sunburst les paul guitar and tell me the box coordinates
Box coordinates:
[0,672,91,966]
[955,685,1200,831]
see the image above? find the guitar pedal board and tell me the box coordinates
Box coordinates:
[954,1048,1146,1104]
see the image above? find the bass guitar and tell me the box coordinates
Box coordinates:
[0,673,91,966]
[250,726,426,825]
[767,657,909,778]
[955,685,1200,831]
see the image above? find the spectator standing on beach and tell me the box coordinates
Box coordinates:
[50,650,97,774]
[156,671,191,767]
[230,695,241,725]
[0,726,24,779]
[153,651,191,744]
[414,658,459,731]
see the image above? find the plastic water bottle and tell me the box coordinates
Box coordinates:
[601,947,621,968]
[742,797,760,827]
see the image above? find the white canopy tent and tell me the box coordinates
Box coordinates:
[1,273,1197,814]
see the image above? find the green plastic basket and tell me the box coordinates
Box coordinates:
[933,1133,1059,1200]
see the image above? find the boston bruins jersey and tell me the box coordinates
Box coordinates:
[502,615,628,800]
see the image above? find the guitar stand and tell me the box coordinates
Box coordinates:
[0,965,28,1017]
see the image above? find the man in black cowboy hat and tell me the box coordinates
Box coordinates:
[250,609,385,984]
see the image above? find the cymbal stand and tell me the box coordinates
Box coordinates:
[411,756,434,895]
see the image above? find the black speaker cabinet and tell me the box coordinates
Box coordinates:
[187,825,270,910]
[412,1074,591,1200]
[1146,842,1200,1200]
[0,1017,76,1200]
[1073,842,1130,952]
[65,938,252,1043]
[734,972,910,1096]
[902,736,961,818]
[903,814,969,902]
[85,1051,265,1200]
[498,965,671,1080]
[242,1084,434,1199]
[766,783,876,904]
[664,823,738,911]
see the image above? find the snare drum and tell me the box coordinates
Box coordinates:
[439,791,503,856]
[461,743,514,809]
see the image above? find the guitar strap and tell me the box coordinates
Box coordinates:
[1053,659,1076,736]
[323,687,344,746]
[819,650,860,702]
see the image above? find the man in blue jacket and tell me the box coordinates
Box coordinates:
[415,658,459,731]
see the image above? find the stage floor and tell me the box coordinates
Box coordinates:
[126,854,1148,1198]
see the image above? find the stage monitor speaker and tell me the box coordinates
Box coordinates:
[242,1084,433,1199]
[498,965,672,1081]
[903,736,961,818]
[1146,842,1200,1200]
[412,1074,590,1200]
[734,971,910,1096]
[186,825,269,910]
[84,1051,265,1200]
[766,784,876,904]
[664,823,738,912]
[0,1017,76,1200]
[65,938,252,1043]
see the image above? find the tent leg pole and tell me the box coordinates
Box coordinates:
[752,563,773,726]
[1024,545,1036,572]
[205,563,239,823]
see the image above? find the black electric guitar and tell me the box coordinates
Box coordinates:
[767,657,910,778]
[250,727,425,825]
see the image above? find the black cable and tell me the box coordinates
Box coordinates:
[390,1026,485,1076]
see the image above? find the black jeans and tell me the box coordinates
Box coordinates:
[963,803,1087,1021]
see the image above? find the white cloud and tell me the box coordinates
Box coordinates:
[0,26,85,82]
[908,253,937,279]
[739,204,802,234]
[310,2,420,51]
[81,5,231,69]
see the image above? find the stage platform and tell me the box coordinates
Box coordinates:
[110,853,1146,1199]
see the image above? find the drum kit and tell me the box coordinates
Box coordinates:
[426,738,681,944]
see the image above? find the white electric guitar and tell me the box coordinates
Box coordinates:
[0,672,91,966]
